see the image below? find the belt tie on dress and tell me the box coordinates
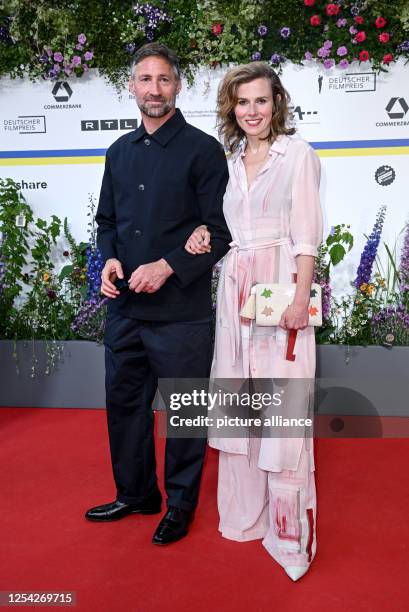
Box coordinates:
[224,237,292,366]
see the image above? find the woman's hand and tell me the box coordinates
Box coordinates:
[185,224,211,255]
[278,303,309,331]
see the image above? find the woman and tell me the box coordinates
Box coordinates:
[185,63,323,581]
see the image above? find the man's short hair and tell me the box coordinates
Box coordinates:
[130,43,181,81]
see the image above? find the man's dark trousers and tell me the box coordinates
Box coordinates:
[104,309,212,512]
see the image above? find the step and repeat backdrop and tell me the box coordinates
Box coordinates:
[1,60,409,294]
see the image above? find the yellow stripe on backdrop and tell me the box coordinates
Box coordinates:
[318,147,409,158]
[0,156,106,166]
[0,149,409,166]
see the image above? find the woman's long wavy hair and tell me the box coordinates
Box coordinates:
[217,62,295,154]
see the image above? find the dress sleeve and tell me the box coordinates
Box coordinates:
[289,145,323,258]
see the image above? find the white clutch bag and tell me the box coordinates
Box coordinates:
[240,283,322,327]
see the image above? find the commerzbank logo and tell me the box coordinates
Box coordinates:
[376,97,409,128]
[52,81,73,102]
[44,81,81,110]
[385,97,408,119]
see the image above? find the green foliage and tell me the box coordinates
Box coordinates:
[0,179,88,345]
[313,223,354,343]
[0,178,33,336]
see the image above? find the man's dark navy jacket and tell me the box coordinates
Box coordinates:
[96,108,231,321]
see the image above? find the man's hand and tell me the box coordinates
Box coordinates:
[185,225,211,255]
[101,258,124,298]
[129,258,174,293]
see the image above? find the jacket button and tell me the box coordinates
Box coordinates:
[138,184,145,190]
[144,138,151,146]
[134,229,142,237]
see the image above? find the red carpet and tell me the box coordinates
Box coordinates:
[1,407,409,611]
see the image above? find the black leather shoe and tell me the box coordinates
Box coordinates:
[152,507,192,545]
[85,490,162,522]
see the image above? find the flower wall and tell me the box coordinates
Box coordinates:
[0,1,408,87]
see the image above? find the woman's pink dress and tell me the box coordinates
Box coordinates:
[209,134,323,570]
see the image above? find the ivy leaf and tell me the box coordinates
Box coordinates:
[59,265,74,281]
[329,243,346,266]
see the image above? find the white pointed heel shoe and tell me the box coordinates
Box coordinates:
[284,566,309,581]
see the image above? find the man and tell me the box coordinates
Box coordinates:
[85,43,231,545]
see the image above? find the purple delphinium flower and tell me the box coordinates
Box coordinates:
[53,52,63,62]
[257,25,268,37]
[270,53,281,65]
[321,280,332,321]
[78,33,87,44]
[251,51,261,61]
[339,58,349,68]
[86,246,104,300]
[71,297,108,342]
[280,27,291,39]
[349,25,358,35]
[53,63,61,73]
[72,55,81,66]
[399,222,409,297]
[312,261,332,322]
[324,59,335,69]
[336,18,347,27]
[305,51,313,60]
[64,67,72,76]
[354,206,387,289]
[337,46,348,56]
[318,47,330,58]
[76,43,83,51]
[323,40,333,49]
[84,50,93,61]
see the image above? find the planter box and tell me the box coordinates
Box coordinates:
[0,341,408,418]
[315,344,409,419]
[0,340,105,409]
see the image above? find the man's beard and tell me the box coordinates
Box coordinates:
[139,97,174,118]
